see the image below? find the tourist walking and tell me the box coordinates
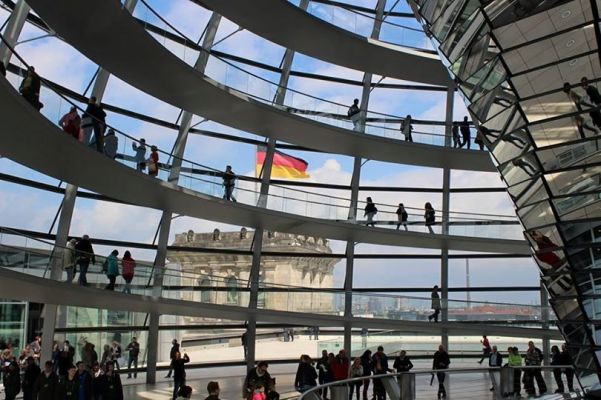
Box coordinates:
[121,250,136,294]
[132,139,147,171]
[111,341,122,370]
[19,66,41,111]
[401,115,413,142]
[348,99,361,130]
[2,361,20,400]
[424,202,435,233]
[126,337,140,378]
[364,197,377,227]
[559,344,575,392]
[84,96,107,153]
[91,362,103,400]
[104,129,118,159]
[395,203,408,231]
[348,357,364,400]
[34,360,60,400]
[59,106,81,139]
[428,285,441,322]
[22,356,41,400]
[103,250,119,290]
[172,352,190,400]
[100,361,123,400]
[165,339,180,378]
[507,347,522,397]
[460,116,471,149]
[393,350,413,373]
[330,350,350,383]
[488,346,502,391]
[475,128,484,150]
[316,350,330,399]
[294,354,317,393]
[432,345,450,398]
[478,335,492,364]
[223,165,237,202]
[372,346,392,400]
[451,122,460,148]
[101,344,112,368]
[148,145,159,177]
[75,235,95,286]
[243,361,274,399]
[360,350,373,400]
[64,238,77,283]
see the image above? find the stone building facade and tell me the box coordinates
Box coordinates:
[167,229,339,317]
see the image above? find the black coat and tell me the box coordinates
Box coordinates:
[34,371,60,400]
[295,362,317,388]
[432,351,450,370]
[100,373,123,400]
[2,369,20,397]
[488,352,503,367]
[172,355,190,381]
[393,356,413,372]
[169,343,180,360]
[23,363,41,392]
[316,356,329,380]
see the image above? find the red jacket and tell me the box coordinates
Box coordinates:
[122,257,136,279]
[330,356,349,381]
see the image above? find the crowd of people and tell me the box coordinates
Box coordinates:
[0,335,150,400]
[61,235,137,292]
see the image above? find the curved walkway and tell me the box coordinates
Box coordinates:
[0,268,561,339]
[194,0,451,86]
[25,0,493,172]
[0,77,528,253]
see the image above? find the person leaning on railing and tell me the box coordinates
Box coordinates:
[505,346,522,397]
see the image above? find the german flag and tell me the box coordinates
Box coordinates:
[256,148,310,179]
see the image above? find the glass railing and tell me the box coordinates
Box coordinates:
[303,0,432,50]
[0,227,547,321]
[3,50,520,241]
[132,1,479,149]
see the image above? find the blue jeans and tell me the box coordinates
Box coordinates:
[77,260,89,285]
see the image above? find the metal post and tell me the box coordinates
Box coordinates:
[146,12,222,384]
[343,0,385,353]
[247,229,264,369]
[0,0,30,66]
[541,282,551,369]
[441,85,453,353]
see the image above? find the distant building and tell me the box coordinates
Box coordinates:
[168,229,339,319]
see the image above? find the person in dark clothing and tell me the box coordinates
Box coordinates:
[364,197,377,227]
[424,202,435,234]
[91,362,103,400]
[315,350,330,399]
[22,356,41,400]
[171,352,190,400]
[488,346,502,391]
[75,235,95,286]
[3,361,21,400]
[126,337,140,378]
[294,354,317,393]
[432,345,450,399]
[76,361,93,400]
[177,385,193,399]
[451,122,461,148]
[241,329,248,360]
[359,350,373,400]
[551,345,565,393]
[372,346,392,400]
[559,344,575,392]
[524,341,547,396]
[165,339,180,378]
[222,165,237,202]
[56,365,81,400]
[428,285,441,322]
[243,361,274,399]
[393,350,413,373]
[84,97,107,153]
[34,360,60,400]
[460,116,471,149]
[58,341,75,378]
[395,203,408,231]
[582,77,601,104]
[19,66,42,111]
[348,98,361,130]
[205,381,220,400]
[100,361,123,400]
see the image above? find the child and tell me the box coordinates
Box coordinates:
[253,383,267,400]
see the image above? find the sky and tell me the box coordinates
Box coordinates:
[0,0,541,304]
